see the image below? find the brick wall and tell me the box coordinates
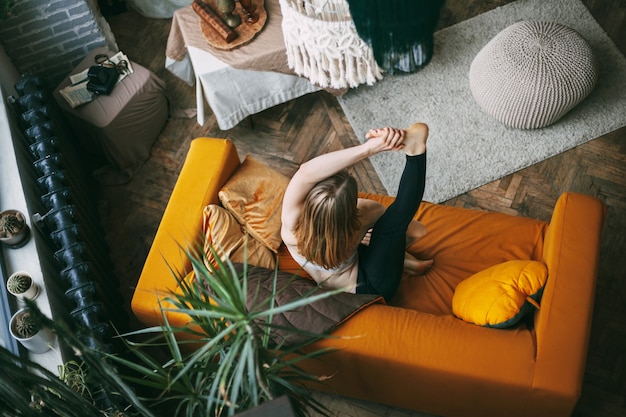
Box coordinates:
[0,0,116,89]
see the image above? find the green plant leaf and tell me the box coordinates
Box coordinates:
[106,239,336,417]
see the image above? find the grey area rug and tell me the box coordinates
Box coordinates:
[338,0,626,203]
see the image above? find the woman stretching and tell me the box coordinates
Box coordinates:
[281,123,432,301]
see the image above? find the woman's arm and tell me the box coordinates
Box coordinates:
[281,128,405,238]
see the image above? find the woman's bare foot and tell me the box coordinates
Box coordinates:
[404,252,434,275]
[403,123,429,156]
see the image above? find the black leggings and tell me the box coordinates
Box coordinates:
[356,152,426,301]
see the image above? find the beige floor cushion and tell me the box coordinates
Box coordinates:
[469,21,597,129]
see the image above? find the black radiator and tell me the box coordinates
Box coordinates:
[9,74,127,352]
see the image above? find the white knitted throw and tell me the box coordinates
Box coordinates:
[278,0,383,89]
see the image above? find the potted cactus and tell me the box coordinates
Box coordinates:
[9,308,56,353]
[0,209,31,248]
[6,271,39,300]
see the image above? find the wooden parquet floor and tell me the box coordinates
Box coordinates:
[102,1,625,415]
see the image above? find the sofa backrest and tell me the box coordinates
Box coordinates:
[132,138,241,326]
[529,192,605,414]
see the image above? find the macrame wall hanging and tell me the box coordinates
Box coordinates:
[346,0,445,74]
[279,0,383,89]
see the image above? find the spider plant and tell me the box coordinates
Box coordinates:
[0,0,14,19]
[0,243,344,417]
[0,300,155,417]
[107,243,344,417]
[0,344,106,417]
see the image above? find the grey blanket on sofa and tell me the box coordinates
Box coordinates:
[235,264,383,347]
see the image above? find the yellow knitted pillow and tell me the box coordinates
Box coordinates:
[452,260,548,328]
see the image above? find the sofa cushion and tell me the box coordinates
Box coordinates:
[358,193,548,317]
[203,204,276,270]
[451,260,548,328]
[218,155,289,253]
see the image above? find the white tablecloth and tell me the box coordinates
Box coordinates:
[165,2,320,129]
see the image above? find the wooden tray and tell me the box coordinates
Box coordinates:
[200,0,267,51]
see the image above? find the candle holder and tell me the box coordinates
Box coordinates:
[216,0,241,28]
[239,0,259,24]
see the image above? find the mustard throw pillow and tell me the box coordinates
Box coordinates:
[452,260,548,328]
[218,155,289,253]
[203,204,276,270]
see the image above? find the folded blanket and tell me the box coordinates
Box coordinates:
[236,264,383,347]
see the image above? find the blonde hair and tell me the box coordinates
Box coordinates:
[295,171,361,268]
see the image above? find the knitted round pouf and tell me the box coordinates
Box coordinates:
[469,21,597,129]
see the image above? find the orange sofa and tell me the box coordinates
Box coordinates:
[132,137,606,417]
